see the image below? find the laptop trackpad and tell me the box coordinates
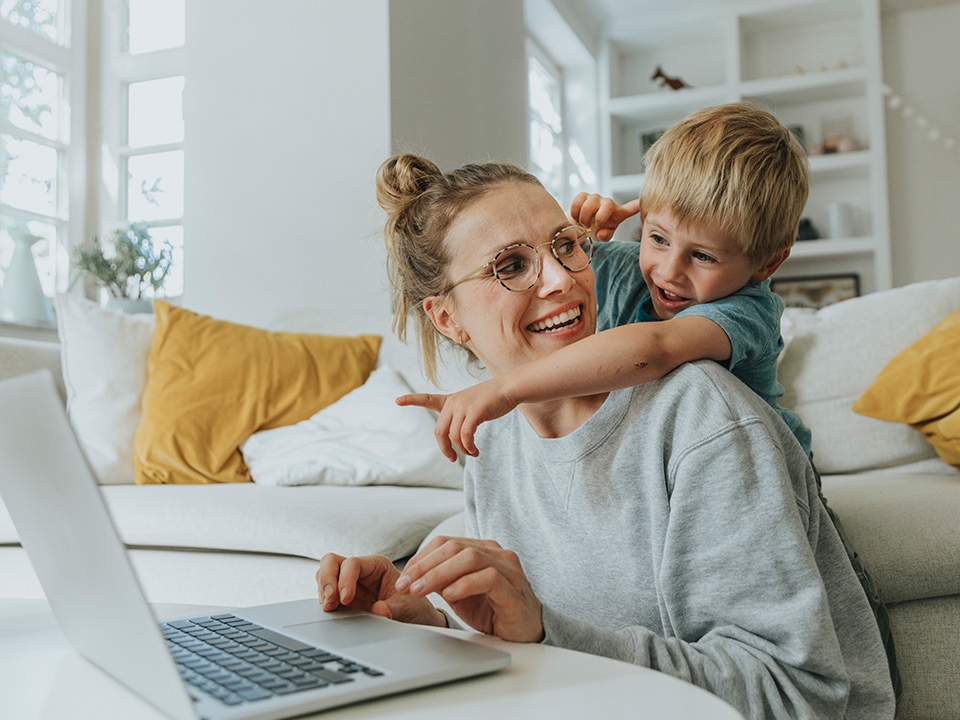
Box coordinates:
[285,615,418,649]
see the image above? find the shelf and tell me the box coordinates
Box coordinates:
[789,237,876,259]
[607,86,733,124]
[598,0,890,292]
[808,150,870,176]
[739,66,867,106]
[606,151,870,192]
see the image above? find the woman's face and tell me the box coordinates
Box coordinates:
[427,182,597,377]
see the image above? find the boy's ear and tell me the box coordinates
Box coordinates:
[423,296,469,345]
[753,247,791,282]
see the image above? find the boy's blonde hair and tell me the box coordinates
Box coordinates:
[640,102,809,267]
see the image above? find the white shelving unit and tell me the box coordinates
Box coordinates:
[599,0,891,294]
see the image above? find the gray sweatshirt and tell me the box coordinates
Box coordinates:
[464,360,894,720]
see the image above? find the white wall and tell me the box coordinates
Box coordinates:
[882,2,960,286]
[184,0,529,339]
[181,0,528,390]
[183,0,393,329]
[389,0,527,169]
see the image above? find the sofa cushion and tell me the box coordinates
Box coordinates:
[821,472,960,604]
[779,277,960,474]
[134,301,381,484]
[0,484,464,562]
[241,365,463,489]
[0,335,63,397]
[54,294,156,485]
[853,308,960,469]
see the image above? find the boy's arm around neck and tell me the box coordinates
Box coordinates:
[401,316,732,461]
[501,315,732,404]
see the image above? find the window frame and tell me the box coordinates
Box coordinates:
[0,0,87,329]
[99,0,183,299]
[526,34,568,205]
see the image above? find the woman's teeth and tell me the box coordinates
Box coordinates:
[530,307,581,332]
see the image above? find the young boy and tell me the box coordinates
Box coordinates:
[400,101,900,703]
[401,102,808,460]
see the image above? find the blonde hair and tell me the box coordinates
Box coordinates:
[376,153,542,385]
[640,102,809,266]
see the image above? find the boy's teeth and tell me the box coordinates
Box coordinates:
[531,307,580,332]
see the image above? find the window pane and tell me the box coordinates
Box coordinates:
[1,51,62,141]
[0,0,61,44]
[127,0,185,54]
[528,57,562,134]
[127,150,183,221]
[0,133,58,215]
[146,224,182,296]
[127,76,184,147]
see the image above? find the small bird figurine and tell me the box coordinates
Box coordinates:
[651,65,691,90]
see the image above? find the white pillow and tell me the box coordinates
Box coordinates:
[241,365,463,489]
[55,294,155,485]
[778,276,960,474]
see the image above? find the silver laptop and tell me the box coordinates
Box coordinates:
[0,370,509,720]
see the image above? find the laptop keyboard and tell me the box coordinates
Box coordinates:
[161,613,384,706]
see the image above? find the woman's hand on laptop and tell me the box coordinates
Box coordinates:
[317,553,447,628]
[395,536,544,643]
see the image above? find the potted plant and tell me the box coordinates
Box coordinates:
[72,222,173,313]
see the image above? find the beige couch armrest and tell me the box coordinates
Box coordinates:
[0,337,63,402]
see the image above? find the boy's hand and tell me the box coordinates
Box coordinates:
[569,193,640,241]
[396,379,519,461]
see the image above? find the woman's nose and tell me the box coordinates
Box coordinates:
[537,252,575,295]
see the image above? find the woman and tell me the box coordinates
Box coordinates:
[317,154,895,719]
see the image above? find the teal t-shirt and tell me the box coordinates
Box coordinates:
[592,240,812,455]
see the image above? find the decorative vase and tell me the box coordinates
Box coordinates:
[105,297,155,314]
[0,230,54,326]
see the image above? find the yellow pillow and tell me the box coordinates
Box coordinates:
[853,308,960,469]
[134,301,381,484]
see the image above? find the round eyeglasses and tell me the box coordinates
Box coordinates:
[444,225,594,293]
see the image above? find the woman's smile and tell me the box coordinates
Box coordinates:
[528,304,583,333]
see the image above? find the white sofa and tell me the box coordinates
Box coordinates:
[1,278,959,719]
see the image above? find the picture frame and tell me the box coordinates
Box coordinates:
[770,273,860,309]
[787,124,806,153]
[639,128,666,171]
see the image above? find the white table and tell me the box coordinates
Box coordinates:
[0,599,745,719]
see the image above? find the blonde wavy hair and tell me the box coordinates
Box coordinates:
[640,101,809,267]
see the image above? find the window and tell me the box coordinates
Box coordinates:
[0,0,77,327]
[527,37,597,208]
[114,0,185,297]
[527,44,564,202]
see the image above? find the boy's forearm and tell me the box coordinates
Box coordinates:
[501,319,728,405]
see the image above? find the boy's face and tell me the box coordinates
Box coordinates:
[639,208,760,320]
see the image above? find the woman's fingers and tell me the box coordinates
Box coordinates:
[317,553,345,610]
[317,553,396,610]
[399,537,514,597]
[397,537,543,642]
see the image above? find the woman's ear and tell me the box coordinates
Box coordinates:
[423,296,468,345]
[753,247,791,282]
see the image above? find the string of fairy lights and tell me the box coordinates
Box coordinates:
[882,84,958,155]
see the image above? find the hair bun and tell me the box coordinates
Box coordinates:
[376,154,441,214]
